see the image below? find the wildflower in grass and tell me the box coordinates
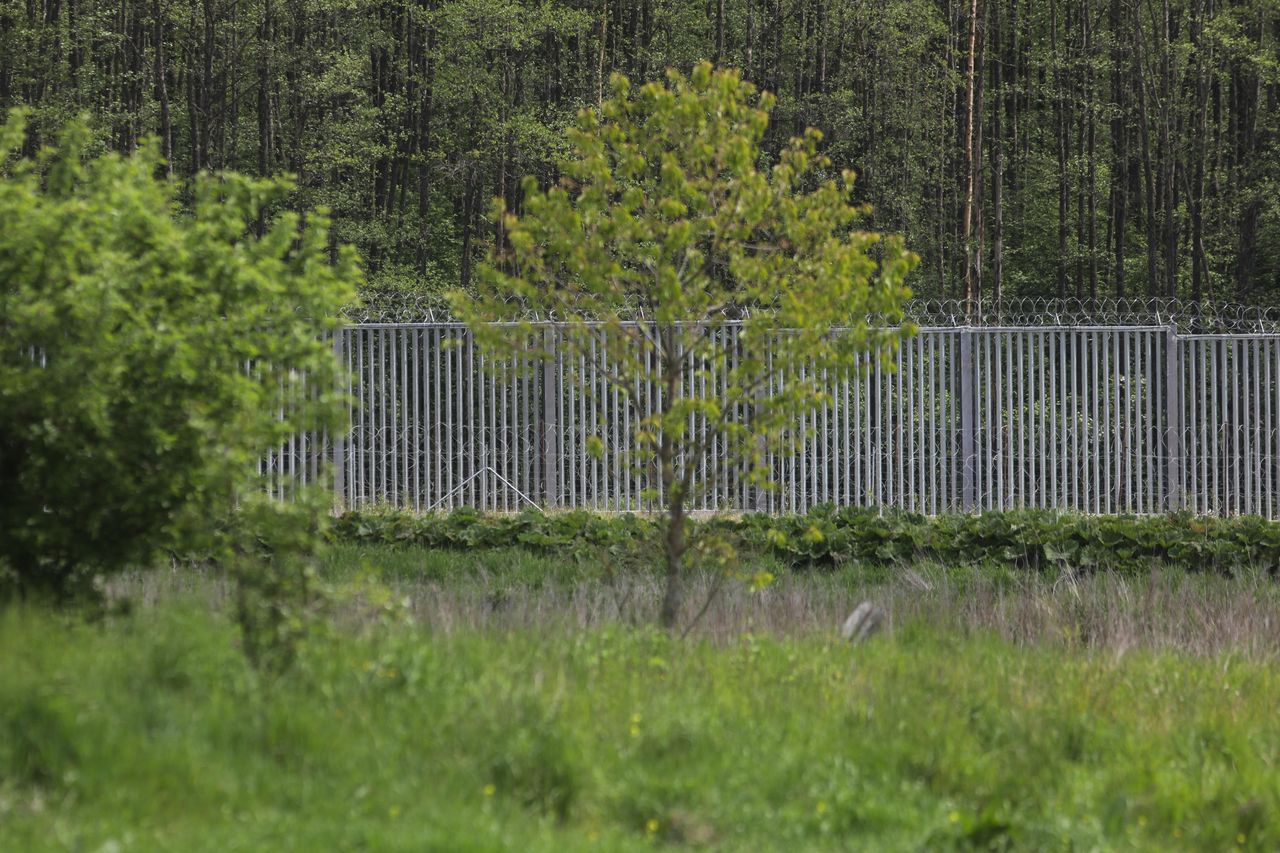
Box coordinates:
[646,818,660,835]
[483,784,496,798]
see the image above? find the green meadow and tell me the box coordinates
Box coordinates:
[3,546,1280,851]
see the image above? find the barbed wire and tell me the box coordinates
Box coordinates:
[343,292,1280,333]
[903,297,1280,332]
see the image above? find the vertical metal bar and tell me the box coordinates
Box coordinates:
[1047,330,1057,509]
[387,329,399,504]
[872,356,881,509]
[821,348,831,507]
[397,329,407,507]
[1252,338,1261,515]
[853,351,863,507]
[1122,332,1132,511]
[332,332,347,509]
[1060,329,1070,511]
[992,332,1002,510]
[356,330,367,505]
[432,328,443,509]
[1269,339,1275,519]
[960,328,974,511]
[905,337,914,511]
[1232,339,1241,515]
[1100,331,1110,513]
[1189,340,1197,514]
[411,329,421,510]
[589,338,598,511]
[1210,340,1220,513]
[844,354,853,509]
[948,334,958,509]
[1066,330,1075,511]
[1088,331,1098,512]
[457,327,467,508]
[542,328,558,508]
[1183,339,1191,514]
[1165,326,1181,512]
[1142,331,1152,513]
[1241,339,1249,515]
[517,345,526,510]
[1004,330,1013,509]
[928,333,938,514]
[1016,331,1025,508]
[611,344,622,511]
[376,329,386,503]
[1110,331,1120,511]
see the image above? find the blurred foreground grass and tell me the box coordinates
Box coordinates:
[5,547,1280,850]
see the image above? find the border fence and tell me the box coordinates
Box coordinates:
[267,318,1280,519]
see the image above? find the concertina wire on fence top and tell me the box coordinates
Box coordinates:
[261,315,1280,520]
[344,293,1280,334]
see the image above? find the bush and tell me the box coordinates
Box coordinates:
[331,505,1280,577]
[0,110,359,602]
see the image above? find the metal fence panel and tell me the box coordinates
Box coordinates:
[292,323,1280,518]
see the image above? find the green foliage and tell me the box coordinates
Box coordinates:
[454,64,916,626]
[333,506,1280,577]
[4,0,1279,300]
[5,600,1280,849]
[458,64,916,504]
[0,108,359,632]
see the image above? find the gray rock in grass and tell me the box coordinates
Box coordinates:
[840,601,885,643]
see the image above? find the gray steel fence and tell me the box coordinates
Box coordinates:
[265,323,1280,518]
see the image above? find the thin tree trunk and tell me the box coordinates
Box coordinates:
[658,323,686,631]
[1134,9,1159,297]
[153,0,172,174]
[1052,0,1068,299]
[1191,0,1208,309]
[1109,0,1127,297]
[962,0,979,318]
[991,0,1004,315]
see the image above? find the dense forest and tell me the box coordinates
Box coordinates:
[2,0,1278,308]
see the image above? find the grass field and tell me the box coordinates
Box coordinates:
[4,545,1280,850]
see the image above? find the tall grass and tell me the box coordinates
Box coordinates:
[115,544,1280,657]
[3,584,1280,850]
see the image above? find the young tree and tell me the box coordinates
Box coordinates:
[454,64,917,630]
[0,110,359,659]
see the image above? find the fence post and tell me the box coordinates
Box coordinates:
[960,327,975,511]
[332,329,347,511]
[542,326,559,508]
[1165,324,1183,511]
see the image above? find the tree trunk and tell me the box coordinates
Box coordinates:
[1109,0,1127,297]
[991,0,1004,315]
[1134,11,1159,297]
[153,0,172,174]
[658,324,685,631]
[962,0,979,317]
[1052,0,1068,299]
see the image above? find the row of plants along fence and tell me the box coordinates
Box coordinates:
[330,506,1280,576]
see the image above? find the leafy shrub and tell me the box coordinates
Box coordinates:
[0,110,358,615]
[332,506,1280,577]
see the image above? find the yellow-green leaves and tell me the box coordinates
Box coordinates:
[0,108,360,608]
[455,62,917,527]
